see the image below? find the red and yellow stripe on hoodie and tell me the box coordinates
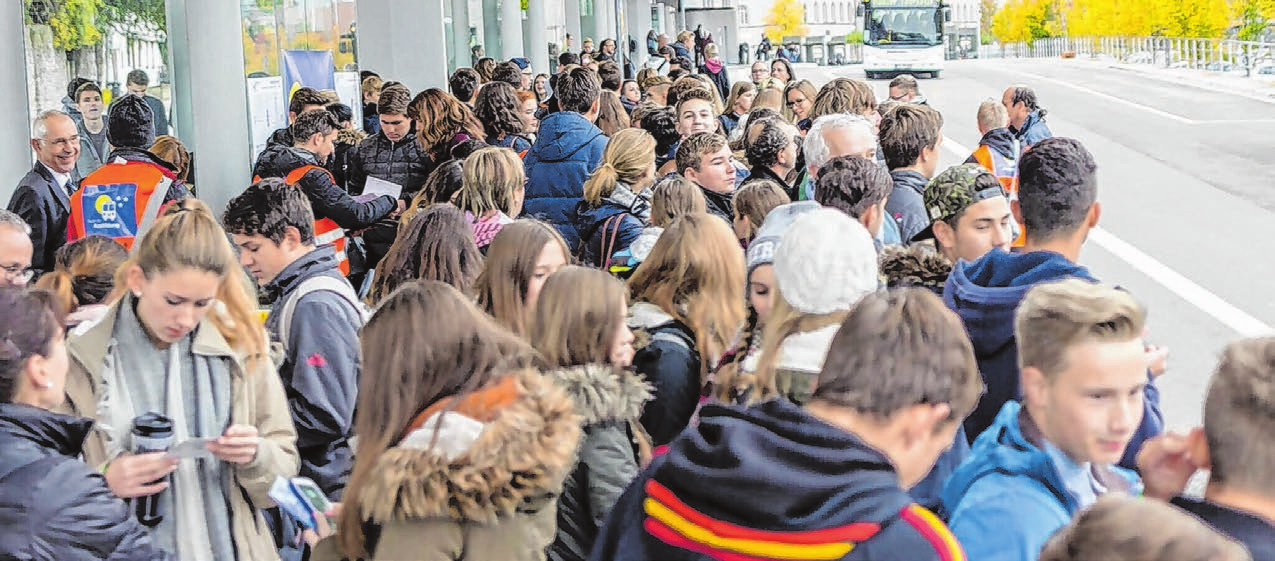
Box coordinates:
[642,480,965,561]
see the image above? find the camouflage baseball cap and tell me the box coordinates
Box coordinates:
[911,164,1007,242]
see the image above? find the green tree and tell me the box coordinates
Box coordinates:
[1232,0,1275,40]
[765,0,807,43]
[98,0,167,31]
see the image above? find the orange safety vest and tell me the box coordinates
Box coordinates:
[68,159,175,251]
[254,165,350,275]
[971,143,1026,247]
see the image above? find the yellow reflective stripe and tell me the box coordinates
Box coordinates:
[644,498,853,560]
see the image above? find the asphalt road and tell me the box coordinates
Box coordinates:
[737,58,1275,431]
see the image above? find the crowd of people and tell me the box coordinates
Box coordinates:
[0,30,1271,561]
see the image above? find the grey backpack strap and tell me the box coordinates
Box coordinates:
[276,276,366,355]
[134,175,174,242]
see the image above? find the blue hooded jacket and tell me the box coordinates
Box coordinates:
[944,248,1163,471]
[524,111,608,248]
[1011,110,1052,148]
[942,402,1141,561]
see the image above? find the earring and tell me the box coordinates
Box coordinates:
[133,290,142,298]
[42,381,53,389]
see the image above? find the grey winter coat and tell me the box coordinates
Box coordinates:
[546,365,652,561]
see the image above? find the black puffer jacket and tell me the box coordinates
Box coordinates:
[547,365,652,561]
[628,302,701,446]
[252,144,396,230]
[0,403,174,561]
[346,129,433,200]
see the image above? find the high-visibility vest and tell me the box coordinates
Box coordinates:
[971,143,1026,247]
[254,165,350,275]
[68,158,175,251]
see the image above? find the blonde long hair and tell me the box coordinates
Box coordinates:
[473,220,571,337]
[583,129,656,206]
[749,296,847,401]
[530,266,628,369]
[628,214,746,383]
[115,199,265,363]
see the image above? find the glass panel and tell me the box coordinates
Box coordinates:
[22,1,173,139]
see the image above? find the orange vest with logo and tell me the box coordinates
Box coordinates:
[68,159,175,251]
[254,165,350,275]
[971,144,1026,247]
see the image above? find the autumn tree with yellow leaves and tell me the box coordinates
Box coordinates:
[988,0,1272,41]
[765,0,808,43]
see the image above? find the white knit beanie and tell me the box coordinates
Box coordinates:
[774,208,879,315]
[746,201,822,276]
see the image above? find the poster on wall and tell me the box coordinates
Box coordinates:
[282,49,336,109]
[247,76,286,160]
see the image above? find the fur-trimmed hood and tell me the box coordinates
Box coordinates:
[357,369,581,525]
[880,243,952,296]
[336,127,367,146]
[546,364,652,426]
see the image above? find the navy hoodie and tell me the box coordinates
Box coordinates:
[943,248,1164,471]
[524,111,608,248]
[589,400,967,561]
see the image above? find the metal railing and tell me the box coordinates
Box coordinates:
[979,36,1275,73]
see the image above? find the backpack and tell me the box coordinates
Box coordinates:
[579,212,629,270]
[274,275,370,357]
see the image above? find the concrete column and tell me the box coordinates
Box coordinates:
[0,7,31,204]
[526,0,550,74]
[565,0,582,52]
[483,0,501,59]
[165,0,250,214]
[451,0,471,69]
[500,0,524,59]
[357,0,448,94]
[593,0,611,47]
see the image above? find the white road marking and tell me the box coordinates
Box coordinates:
[1010,69,1198,124]
[943,137,1274,337]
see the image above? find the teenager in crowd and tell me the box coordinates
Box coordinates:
[455,147,526,253]
[574,129,657,267]
[403,160,464,227]
[627,214,744,445]
[34,235,127,330]
[531,267,650,561]
[63,200,299,561]
[719,81,756,138]
[474,82,533,154]
[783,80,818,130]
[473,220,570,337]
[325,281,580,561]
[730,179,789,246]
[608,175,707,278]
[592,289,976,561]
[370,204,483,305]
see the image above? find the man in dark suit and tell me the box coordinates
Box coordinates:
[7,109,80,276]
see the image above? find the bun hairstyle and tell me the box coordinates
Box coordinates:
[36,236,128,315]
[120,199,265,363]
[582,128,656,206]
[0,288,65,403]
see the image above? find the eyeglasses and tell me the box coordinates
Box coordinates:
[39,135,80,149]
[786,99,806,106]
[1,264,35,284]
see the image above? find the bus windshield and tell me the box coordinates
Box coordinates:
[865,7,942,46]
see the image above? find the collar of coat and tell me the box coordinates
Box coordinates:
[545,364,652,426]
[358,369,581,525]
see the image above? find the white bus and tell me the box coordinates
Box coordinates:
[860,0,950,79]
